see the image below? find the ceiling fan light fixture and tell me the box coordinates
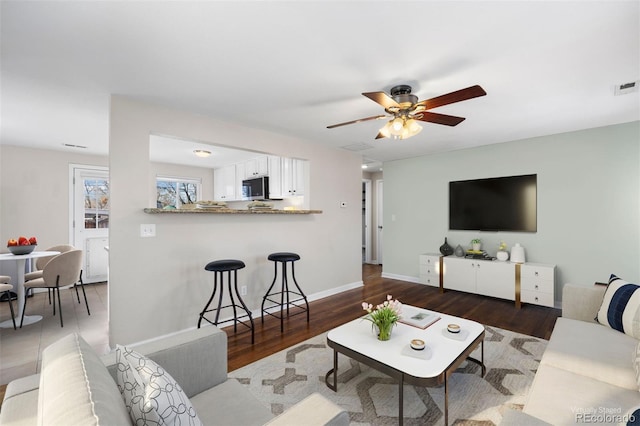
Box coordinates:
[193,149,211,158]
[390,117,405,136]
[405,119,423,137]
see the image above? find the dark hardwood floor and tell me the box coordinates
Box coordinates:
[225,263,561,372]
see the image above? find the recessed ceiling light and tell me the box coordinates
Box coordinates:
[193,149,212,158]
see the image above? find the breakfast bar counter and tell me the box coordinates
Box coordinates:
[143,208,322,215]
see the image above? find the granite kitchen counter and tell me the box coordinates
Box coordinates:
[143,208,322,214]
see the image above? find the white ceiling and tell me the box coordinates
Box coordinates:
[1,1,638,168]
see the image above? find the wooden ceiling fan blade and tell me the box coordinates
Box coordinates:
[375,132,388,139]
[327,115,387,129]
[362,92,400,109]
[417,85,487,110]
[416,111,466,126]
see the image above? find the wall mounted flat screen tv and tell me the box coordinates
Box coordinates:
[449,174,537,232]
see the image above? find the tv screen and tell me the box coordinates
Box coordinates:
[449,174,537,232]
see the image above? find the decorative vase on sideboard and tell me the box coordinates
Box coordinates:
[511,243,526,263]
[439,238,454,256]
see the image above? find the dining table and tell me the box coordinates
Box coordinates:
[0,250,61,328]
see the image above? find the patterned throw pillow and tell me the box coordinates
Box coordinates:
[115,345,203,426]
[596,274,640,339]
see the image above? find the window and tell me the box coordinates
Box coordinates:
[84,178,110,229]
[156,176,201,209]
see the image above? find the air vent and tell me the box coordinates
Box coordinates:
[614,81,639,96]
[63,143,87,149]
[341,143,373,151]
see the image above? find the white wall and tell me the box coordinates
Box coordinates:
[0,145,108,250]
[382,121,640,302]
[109,96,362,345]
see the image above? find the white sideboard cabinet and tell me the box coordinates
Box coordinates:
[519,263,556,308]
[442,257,515,300]
[418,253,441,287]
[419,254,555,308]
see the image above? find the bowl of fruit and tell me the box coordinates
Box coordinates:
[7,236,37,255]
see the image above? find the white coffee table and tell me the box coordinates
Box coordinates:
[325,306,485,426]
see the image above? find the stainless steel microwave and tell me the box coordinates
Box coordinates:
[241,176,269,200]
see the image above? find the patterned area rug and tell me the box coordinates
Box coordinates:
[229,326,547,425]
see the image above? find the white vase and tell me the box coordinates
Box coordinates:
[496,251,509,261]
[511,243,526,263]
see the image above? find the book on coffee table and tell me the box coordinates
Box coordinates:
[398,306,441,329]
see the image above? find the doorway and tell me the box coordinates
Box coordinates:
[376,180,383,265]
[70,165,109,283]
[362,179,372,263]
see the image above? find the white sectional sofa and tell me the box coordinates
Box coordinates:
[0,326,349,426]
[503,283,640,425]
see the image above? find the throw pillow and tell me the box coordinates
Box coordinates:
[622,405,640,425]
[115,345,203,426]
[596,274,640,339]
[635,341,640,391]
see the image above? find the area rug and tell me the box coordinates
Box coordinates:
[229,326,547,425]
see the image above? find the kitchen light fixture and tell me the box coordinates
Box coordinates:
[193,149,211,158]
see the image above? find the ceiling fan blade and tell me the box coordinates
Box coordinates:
[415,111,466,126]
[362,92,400,109]
[375,132,388,140]
[327,115,387,129]
[417,85,487,110]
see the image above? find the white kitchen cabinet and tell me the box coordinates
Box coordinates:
[419,253,441,287]
[213,165,236,201]
[244,156,269,178]
[267,155,283,198]
[235,163,246,199]
[282,158,307,196]
[520,263,556,307]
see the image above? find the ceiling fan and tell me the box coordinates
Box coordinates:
[327,84,486,140]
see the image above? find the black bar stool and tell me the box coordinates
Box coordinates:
[199,259,254,344]
[261,252,309,332]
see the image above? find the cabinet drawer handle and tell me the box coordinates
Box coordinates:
[535,296,539,302]
[535,271,539,277]
[535,284,539,290]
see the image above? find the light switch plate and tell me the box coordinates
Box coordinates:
[140,224,156,237]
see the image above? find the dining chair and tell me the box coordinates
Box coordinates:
[21,249,84,328]
[0,275,16,330]
[25,244,75,304]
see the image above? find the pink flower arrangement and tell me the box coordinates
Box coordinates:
[361,295,402,340]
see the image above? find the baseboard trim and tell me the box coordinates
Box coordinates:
[381,272,421,284]
[128,280,365,348]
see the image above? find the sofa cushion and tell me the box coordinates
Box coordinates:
[597,274,640,339]
[115,345,203,426]
[524,364,640,425]
[542,317,638,390]
[189,379,274,426]
[38,333,130,426]
[634,341,640,390]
